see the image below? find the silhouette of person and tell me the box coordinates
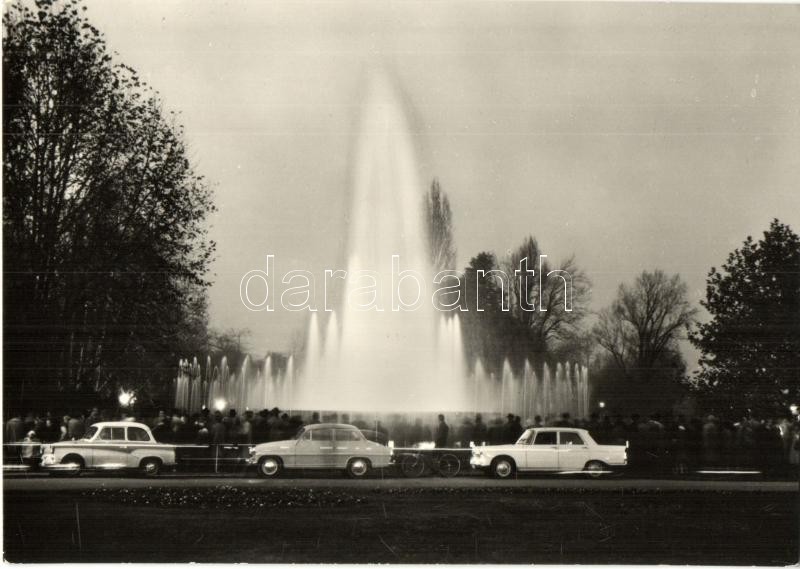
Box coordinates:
[435,414,449,448]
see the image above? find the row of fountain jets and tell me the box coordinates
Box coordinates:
[174,312,590,420]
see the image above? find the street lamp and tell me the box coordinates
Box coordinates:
[118,390,136,408]
[213,398,227,412]
[598,401,606,409]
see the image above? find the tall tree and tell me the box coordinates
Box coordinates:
[460,252,510,374]
[505,236,591,357]
[689,220,800,415]
[3,0,215,408]
[594,270,696,381]
[424,179,456,274]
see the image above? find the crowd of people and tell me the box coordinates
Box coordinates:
[579,411,800,472]
[4,405,799,472]
[4,407,306,447]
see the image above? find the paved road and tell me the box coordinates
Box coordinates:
[5,473,796,492]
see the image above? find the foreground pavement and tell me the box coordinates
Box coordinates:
[5,473,798,564]
[4,473,798,492]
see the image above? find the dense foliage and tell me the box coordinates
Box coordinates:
[3,0,215,409]
[689,220,800,415]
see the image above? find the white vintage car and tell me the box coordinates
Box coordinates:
[248,423,392,478]
[470,427,627,478]
[40,421,176,476]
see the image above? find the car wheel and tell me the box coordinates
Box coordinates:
[400,454,425,478]
[140,458,162,477]
[584,460,607,478]
[257,456,282,478]
[491,457,515,479]
[346,457,371,478]
[60,454,84,477]
[437,453,461,478]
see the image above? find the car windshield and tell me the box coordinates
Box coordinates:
[81,426,99,440]
[292,427,306,440]
[516,429,534,444]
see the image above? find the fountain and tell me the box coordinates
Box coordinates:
[174,70,591,421]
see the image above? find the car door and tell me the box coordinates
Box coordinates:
[314,428,337,467]
[294,428,335,468]
[525,430,558,470]
[294,429,318,467]
[92,426,127,468]
[557,431,589,471]
[333,428,363,467]
[125,426,153,467]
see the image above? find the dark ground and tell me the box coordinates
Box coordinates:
[4,475,798,564]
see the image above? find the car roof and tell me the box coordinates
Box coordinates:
[304,423,359,430]
[530,427,587,433]
[90,421,151,429]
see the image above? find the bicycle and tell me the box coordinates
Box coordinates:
[397,450,462,478]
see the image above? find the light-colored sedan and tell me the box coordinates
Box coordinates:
[248,423,393,478]
[40,421,176,476]
[470,427,627,479]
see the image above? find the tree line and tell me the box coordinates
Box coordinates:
[427,178,799,418]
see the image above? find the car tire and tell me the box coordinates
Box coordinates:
[140,457,162,477]
[59,454,84,477]
[257,456,282,478]
[584,460,607,478]
[346,457,371,478]
[491,457,515,479]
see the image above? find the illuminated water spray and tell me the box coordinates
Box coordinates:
[174,71,590,418]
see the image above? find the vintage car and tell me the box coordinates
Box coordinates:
[470,427,627,479]
[248,422,392,478]
[40,421,176,476]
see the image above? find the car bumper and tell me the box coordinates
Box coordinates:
[40,454,58,467]
[41,463,82,473]
[470,455,491,468]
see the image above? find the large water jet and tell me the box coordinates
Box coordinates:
[174,70,591,420]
